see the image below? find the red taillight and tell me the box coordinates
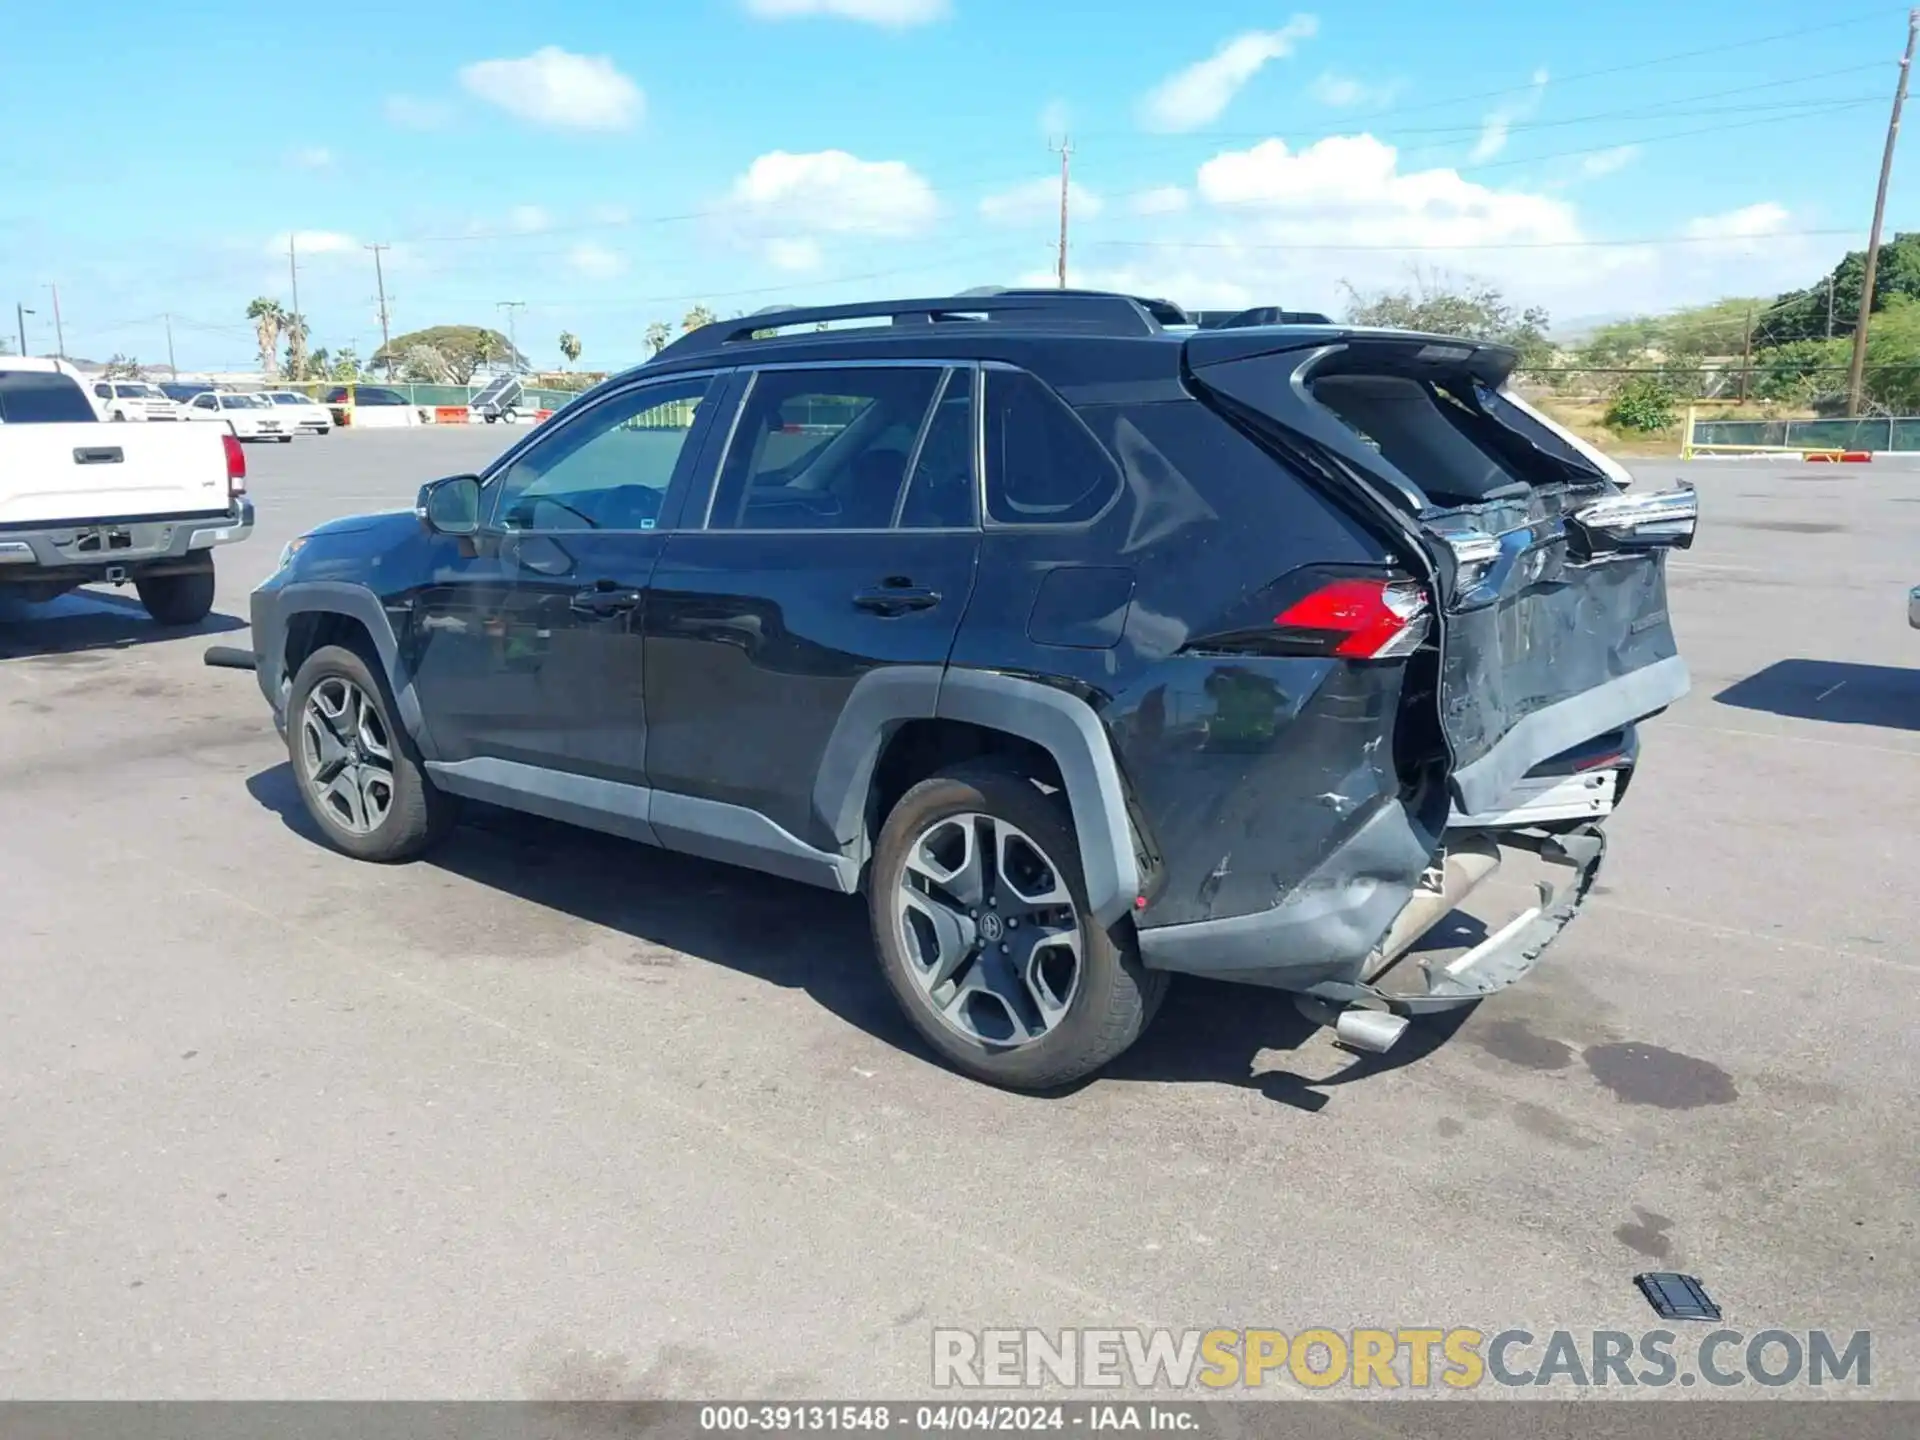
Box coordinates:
[1274,577,1430,659]
[223,433,247,497]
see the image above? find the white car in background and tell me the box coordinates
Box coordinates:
[90,379,181,421]
[180,390,292,442]
[261,390,333,436]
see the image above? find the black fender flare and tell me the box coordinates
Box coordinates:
[809,667,1142,927]
[266,581,435,756]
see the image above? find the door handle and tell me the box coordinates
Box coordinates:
[569,584,642,617]
[852,584,941,616]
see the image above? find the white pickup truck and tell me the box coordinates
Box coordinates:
[0,358,254,625]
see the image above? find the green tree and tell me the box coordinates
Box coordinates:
[1342,270,1552,369]
[245,297,287,380]
[280,313,312,379]
[558,330,582,368]
[1761,233,1920,347]
[1604,373,1677,433]
[681,304,718,333]
[328,346,362,382]
[370,325,518,384]
[644,320,672,355]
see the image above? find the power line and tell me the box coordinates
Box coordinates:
[1094,227,1864,254]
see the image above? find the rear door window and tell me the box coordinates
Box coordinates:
[0,371,98,423]
[983,368,1121,525]
[706,366,947,531]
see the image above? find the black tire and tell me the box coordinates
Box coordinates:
[869,760,1167,1091]
[277,435,294,443]
[135,566,216,626]
[287,643,458,862]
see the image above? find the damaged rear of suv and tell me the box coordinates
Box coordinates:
[1134,322,1695,1057]
[253,291,1694,1090]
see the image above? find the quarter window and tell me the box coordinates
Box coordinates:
[983,368,1120,526]
[489,376,713,532]
[707,366,950,531]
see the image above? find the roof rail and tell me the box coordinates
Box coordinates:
[654,291,1178,361]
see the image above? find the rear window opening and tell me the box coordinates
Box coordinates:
[1303,360,1612,509]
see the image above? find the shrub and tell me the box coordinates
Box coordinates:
[1605,374,1676,433]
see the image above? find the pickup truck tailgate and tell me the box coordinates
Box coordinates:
[0,423,233,525]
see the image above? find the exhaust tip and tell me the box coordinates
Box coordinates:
[1334,1008,1409,1055]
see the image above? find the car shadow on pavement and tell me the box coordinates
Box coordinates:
[247,761,1475,1103]
[1714,658,1920,733]
[0,589,245,658]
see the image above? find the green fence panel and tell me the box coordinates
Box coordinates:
[1694,420,1788,447]
[1784,418,1894,451]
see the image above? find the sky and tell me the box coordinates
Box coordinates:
[1,0,1914,372]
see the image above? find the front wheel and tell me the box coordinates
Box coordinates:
[135,566,215,626]
[868,761,1166,1091]
[287,644,457,862]
[277,435,294,444]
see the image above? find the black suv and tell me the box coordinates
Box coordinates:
[248,291,1697,1089]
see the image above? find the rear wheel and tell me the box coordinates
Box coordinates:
[869,761,1166,1090]
[135,565,215,626]
[288,644,457,862]
[277,435,294,444]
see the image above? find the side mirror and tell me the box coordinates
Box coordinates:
[417,474,482,536]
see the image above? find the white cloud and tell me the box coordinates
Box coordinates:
[1039,98,1071,138]
[265,230,357,257]
[766,237,825,271]
[1470,67,1548,163]
[1309,73,1401,108]
[726,149,938,239]
[1063,133,1814,323]
[288,146,334,170]
[508,205,552,233]
[384,94,454,130]
[1129,185,1191,216]
[743,0,948,25]
[1139,16,1319,133]
[1579,145,1641,179]
[979,176,1103,226]
[568,242,626,278]
[1684,202,1792,243]
[459,47,643,131]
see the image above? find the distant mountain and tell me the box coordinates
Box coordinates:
[1549,312,1634,346]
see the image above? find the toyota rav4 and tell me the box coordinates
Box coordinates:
[247,291,1697,1090]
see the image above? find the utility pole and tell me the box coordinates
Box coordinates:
[44,284,65,359]
[496,300,525,370]
[1847,7,1920,417]
[1049,134,1073,289]
[288,234,302,378]
[14,304,32,356]
[367,243,394,378]
[1826,273,1836,339]
[1739,303,1755,404]
[164,313,178,380]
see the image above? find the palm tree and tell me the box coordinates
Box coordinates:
[282,312,310,380]
[681,305,718,333]
[644,321,671,356]
[245,297,286,381]
[558,331,582,368]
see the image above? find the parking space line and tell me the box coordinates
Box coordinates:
[1592,898,1920,977]
[1665,721,1920,758]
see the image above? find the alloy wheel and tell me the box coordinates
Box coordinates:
[894,813,1083,1047]
[299,676,395,836]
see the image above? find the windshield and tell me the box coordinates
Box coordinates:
[114,383,163,399]
[219,393,268,409]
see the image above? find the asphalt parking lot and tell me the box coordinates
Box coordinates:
[2,429,1917,1401]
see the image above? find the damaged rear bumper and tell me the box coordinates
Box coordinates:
[1301,824,1605,1017]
